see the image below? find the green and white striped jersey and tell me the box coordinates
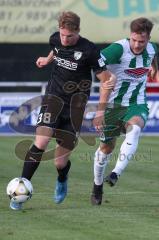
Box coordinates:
[101,39,157,106]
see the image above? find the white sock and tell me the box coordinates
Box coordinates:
[112,125,141,176]
[94,147,112,185]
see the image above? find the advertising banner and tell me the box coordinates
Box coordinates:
[0,94,159,135]
[143,95,159,134]
[0,0,159,43]
[0,94,40,134]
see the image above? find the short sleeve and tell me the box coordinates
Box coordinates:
[101,43,123,65]
[89,44,106,73]
[49,32,59,49]
[151,42,158,54]
[49,34,55,48]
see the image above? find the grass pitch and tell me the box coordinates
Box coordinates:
[0,136,159,240]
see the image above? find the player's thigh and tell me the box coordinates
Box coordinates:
[36,95,64,128]
[123,104,149,129]
[100,138,117,154]
[101,107,126,142]
[55,115,80,150]
[126,116,145,128]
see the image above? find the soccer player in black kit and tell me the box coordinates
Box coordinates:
[10,11,116,210]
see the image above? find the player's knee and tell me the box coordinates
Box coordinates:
[100,142,115,154]
[35,127,52,149]
[34,139,50,150]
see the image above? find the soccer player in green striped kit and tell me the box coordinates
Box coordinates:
[91,17,159,205]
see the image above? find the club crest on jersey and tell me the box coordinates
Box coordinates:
[74,51,82,60]
[98,58,105,67]
[124,68,149,78]
[146,58,151,66]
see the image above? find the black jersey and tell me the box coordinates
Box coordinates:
[45,32,106,104]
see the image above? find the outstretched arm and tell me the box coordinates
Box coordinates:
[93,70,116,131]
[36,50,54,68]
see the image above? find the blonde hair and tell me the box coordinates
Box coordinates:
[58,11,80,31]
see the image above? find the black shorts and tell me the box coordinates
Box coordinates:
[36,95,85,149]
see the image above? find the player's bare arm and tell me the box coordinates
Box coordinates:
[93,71,116,131]
[36,50,54,68]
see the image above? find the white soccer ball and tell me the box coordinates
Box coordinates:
[6,177,33,203]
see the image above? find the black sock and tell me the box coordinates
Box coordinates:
[21,144,44,180]
[57,160,71,182]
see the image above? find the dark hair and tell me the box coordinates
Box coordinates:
[130,17,154,36]
[58,11,80,31]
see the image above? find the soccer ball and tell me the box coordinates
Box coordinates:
[6,177,33,203]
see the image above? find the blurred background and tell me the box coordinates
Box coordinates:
[0,0,159,135]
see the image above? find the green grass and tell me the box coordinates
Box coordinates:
[0,136,159,240]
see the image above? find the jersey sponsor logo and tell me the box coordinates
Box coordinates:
[124,68,149,78]
[54,56,78,71]
[98,57,105,67]
[74,51,82,60]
